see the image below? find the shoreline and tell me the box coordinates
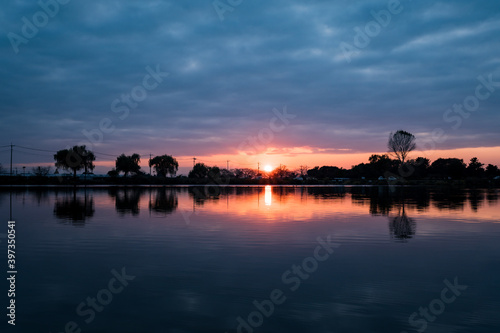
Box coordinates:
[0,181,498,189]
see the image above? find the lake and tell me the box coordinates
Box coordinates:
[1,186,499,332]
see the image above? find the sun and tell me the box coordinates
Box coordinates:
[264,165,273,172]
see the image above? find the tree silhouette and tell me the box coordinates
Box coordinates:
[189,163,209,178]
[54,145,95,178]
[271,165,290,179]
[233,168,256,179]
[429,158,466,179]
[149,155,178,177]
[115,153,141,176]
[388,130,416,164]
[486,164,500,179]
[466,157,485,177]
[368,154,395,176]
[307,166,345,179]
[407,157,430,179]
[32,166,51,176]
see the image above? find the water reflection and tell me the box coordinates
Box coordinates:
[3,186,499,333]
[431,188,468,211]
[264,185,272,206]
[349,187,431,216]
[149,187,178,215]
[388,203,416,241]
[188,186,221,206]
[53,189,94,225]
[486,189,499,203]
[32,189,51,206]
[44,186,499,230]
[468,189,485,212]
[108,188,144,216]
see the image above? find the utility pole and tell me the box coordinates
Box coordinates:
[149,153,152,175]
[10,143,13,177]
[257,162,260,175]
[193,157,197,167]
[226,160,229,170]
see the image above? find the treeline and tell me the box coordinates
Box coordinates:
[307,155,500,180]
[1,143,499,186]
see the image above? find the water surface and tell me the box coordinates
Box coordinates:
[1,186,499,332]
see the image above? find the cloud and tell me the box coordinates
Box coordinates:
[1,0,499,168]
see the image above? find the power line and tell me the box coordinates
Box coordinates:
[15,150,52,157]
[16,145,116,158]
[92,151,117,157]
[2,144,262,172]
[15,145,54,153]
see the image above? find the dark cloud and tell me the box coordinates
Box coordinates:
[1,0,499,168]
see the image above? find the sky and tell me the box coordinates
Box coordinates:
[1,0,500,175]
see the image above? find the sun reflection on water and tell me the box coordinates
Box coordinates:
[264,185,272,206]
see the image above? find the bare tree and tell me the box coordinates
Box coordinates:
[32,166,51,176]
[388,130,416,164]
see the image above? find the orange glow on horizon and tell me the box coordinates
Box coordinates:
[169,146,500,171]
[52,145,500,174]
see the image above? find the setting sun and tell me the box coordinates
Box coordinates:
[264,165,273,172]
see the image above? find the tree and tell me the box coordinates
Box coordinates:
[54,145,95,178]
[220,168,235,179]
[233,168,256,179]
[209,166,221,178]
[32,166,51,176]
[115,153,141,176]
[466,157,485,177]
[368,154,395,176]
[107,169,119,177]
[388,130,416,164]
[485,164,499,179]
[407,157,430,178]
[149,155,178,177]
[307,166,346,179]
[429,158,466,179]
[189,163,209,178]
[271,165,290,179]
